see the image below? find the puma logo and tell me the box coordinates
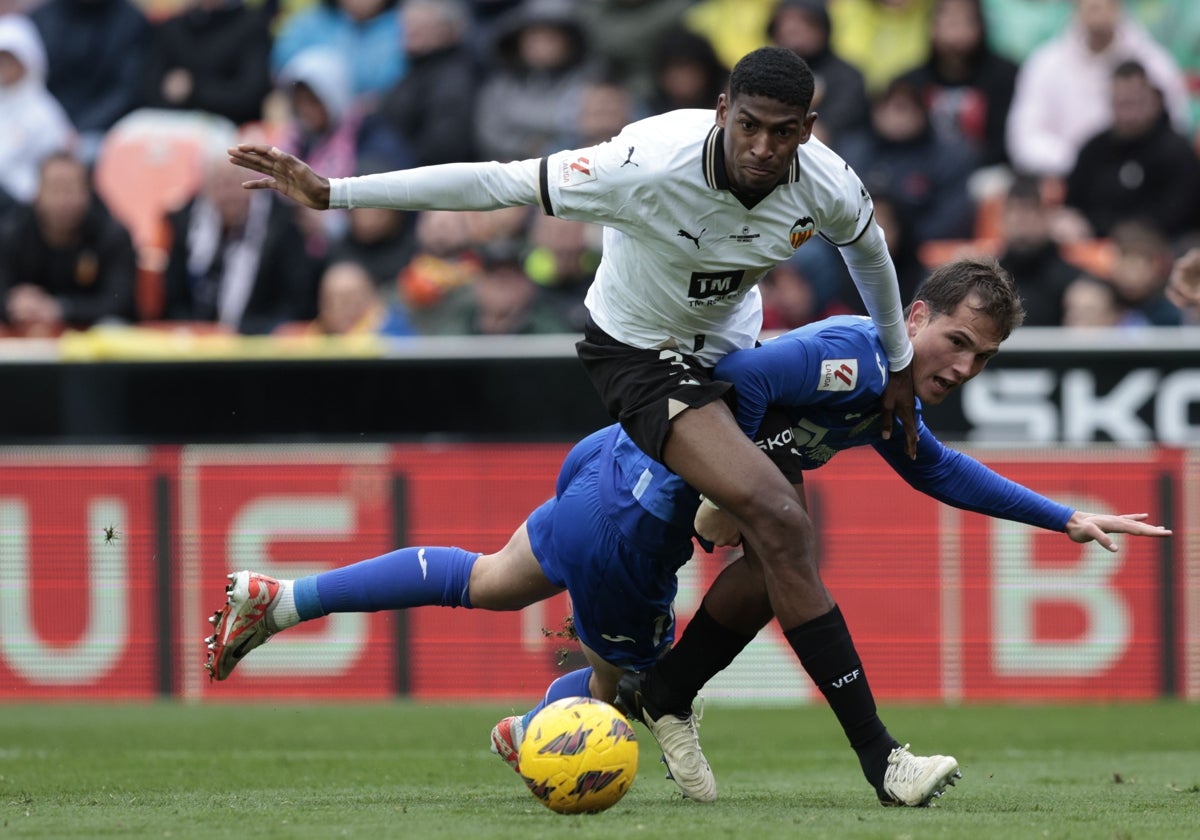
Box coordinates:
[677,227,705,249]
[621,146,638,167]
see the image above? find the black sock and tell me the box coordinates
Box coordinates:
[646,602,755,714]
[784,605,899,793]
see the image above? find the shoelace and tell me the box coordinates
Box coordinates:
[887,744,919,784]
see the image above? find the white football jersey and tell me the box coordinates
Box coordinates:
[538,109,874,366]
[329,108,878,368]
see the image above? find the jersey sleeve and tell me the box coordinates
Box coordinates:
[716,333,822,439]
[539,134,645,226]
[838,223,913,371]
[874,431,1075,531]
[328,159,542,211]
[717,324,876,437]
[818,161,874,247]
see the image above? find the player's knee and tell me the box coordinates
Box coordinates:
[734,486,813,546]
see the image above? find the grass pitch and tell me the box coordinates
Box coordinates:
[1,701,1197,839]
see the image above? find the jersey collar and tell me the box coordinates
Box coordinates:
[702,125,802,193]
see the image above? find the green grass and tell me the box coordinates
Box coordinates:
[1,702,1197,839]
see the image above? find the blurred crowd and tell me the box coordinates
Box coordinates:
[1,0,1199,341]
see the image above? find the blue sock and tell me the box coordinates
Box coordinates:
[292,547,479,621]
[522,667,594,730]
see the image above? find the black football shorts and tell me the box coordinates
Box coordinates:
[575,318,732,462]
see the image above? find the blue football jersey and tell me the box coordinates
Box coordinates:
[718,315,899,469]
[715,316,1073,531]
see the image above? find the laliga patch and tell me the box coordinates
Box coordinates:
[819,358,858,391]
[559,150,599,187]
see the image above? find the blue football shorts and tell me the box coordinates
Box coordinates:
[526,429,684,672]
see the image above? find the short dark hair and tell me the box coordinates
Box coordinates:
[728,47,815,111]
[1113,58,1148,82]
[911,256,1026,339]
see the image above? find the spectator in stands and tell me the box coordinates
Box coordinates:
[577,0,694,107]
[468,0,521,43]
[427,238,568,336]
[0,14,75,207]
[827,0,935,95]
[1006,0,1190,180]
[759,251,854,333]
[327,196,416,305]
[377,0,481,167]
[1105,218,1183,325]
[681,0,775,72]
[1125,1,1200,131]
[646,26,728,115]
[31,0,148,162]
[162,151,320,334]
[838,77,977,246]
[474,0,594,163]
[271,0,405,107]
[398,206,527,333]
[1061,273,1125,327]
[897,0,1018,170]
[0,151,136,335]
[398,209,480,332]
[995,174,1082,327]
[304,259,415,336]
[523,212,599,332]
[767,0,869,149]
[140,0,272,128]
[276,47,411,257]
[572,74,636,147]
[1062,59,1200,241]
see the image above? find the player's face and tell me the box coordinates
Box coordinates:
[717,93,815,197]
[906,294,1003,405]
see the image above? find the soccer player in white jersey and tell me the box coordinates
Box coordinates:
[228,47,922,803]
[206,257,1171,806]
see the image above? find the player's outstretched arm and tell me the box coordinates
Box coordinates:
[227,144,331,210]
[1065,511,1172,552]
[881,361,918,459]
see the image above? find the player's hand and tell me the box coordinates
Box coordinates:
[227,144,332,210]
[694,498,742,547]
[881,361,918,459]
[1166,248,1200,310]
[1065,511,1172,552]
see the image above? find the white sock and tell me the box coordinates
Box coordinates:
[268,579,301,631]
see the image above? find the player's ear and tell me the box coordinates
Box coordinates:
[798,111,818,144]
[716,93,729,127]
[908,299,930,336]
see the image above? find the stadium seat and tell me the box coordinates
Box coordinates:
[92,110,238,320]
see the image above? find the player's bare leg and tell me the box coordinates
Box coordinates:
[464,522,563,610]
[661,400,830,628]
[652,400,959,805]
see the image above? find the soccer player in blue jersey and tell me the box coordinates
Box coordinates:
[206,256,1170,806]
